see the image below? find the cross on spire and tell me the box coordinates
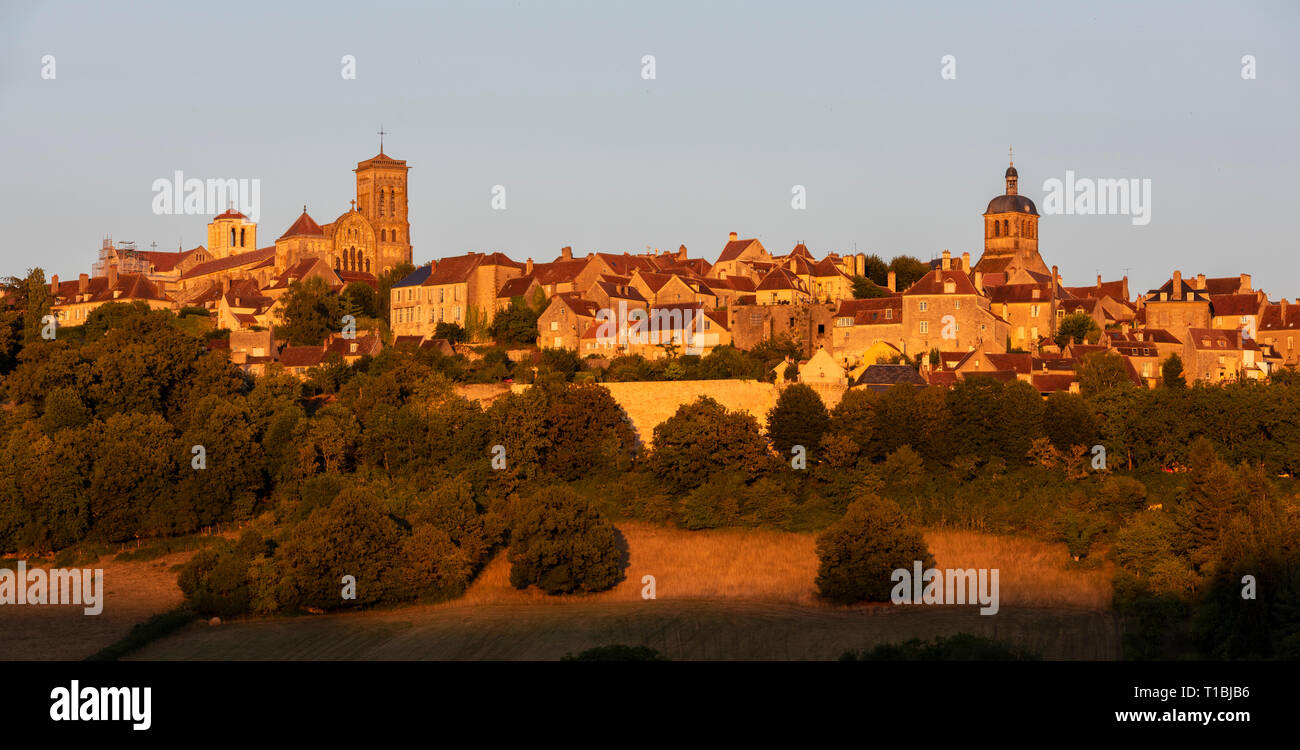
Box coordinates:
[1009,145,1014,166]
[378,126,388,153]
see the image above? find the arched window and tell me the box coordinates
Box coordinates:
[230,228,236,246]
[993,221,1000,237]
[240,228,245,247]
[1003,219,1009,235]
[378,189,386,217]
[365,257,371,273]
[390,190,396,216]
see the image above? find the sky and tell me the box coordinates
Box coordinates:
[0,0,1296,297]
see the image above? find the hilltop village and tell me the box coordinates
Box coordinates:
[31,150,1298,392]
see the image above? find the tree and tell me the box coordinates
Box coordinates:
[1055,312,1101,348]
[376,262,415,323]
[507,486,622,595]
[20,268,52,346]
[1042,391,1097,451]
[766,383,830,458]
[862,254,889,286]
[275,486,405,611]
[340,281,378,319]
[281,276,344,346]
[489,299,539,345]
[851,276,890,299]
[434,321,466,343]
[1076,351,1132,397]
[649,396,770,492]
[887,255,931,291]
[1162,354,1186,389]
[815,493,932,604]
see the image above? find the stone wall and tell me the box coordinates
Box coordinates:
[512,378,848,447]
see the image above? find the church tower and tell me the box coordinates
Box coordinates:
[975,155,1049,277]
[354,133,412,275]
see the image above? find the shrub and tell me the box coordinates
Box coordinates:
[815,493,932,604]
[766,383,830,458]
[508,486,623,595]
[840,634,1038,661]
[562,645,666,661]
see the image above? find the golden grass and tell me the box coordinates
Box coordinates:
[925,528,1113,611]
[440,522,1112,612]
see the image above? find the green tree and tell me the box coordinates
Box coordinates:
[649,396,770,492]
[1162,354,1186,389]
[766,383,830,459]
[489,299,539,345]
[1055,312,1101,348]
[276,486,405,610]
[1076,351,1132,397]
[815,493,933,604]
[434,321,466,343]
[887,255,930,291]
[507,486,622,595]
[281,276,344,346]
[340,281,378,319]
[851,276,890,299]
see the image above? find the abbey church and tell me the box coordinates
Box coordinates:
[73,146,415,327]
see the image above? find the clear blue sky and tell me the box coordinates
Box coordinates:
[1,0,1296,297]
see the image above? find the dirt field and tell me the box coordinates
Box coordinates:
[0,551,192,661]
[121,522,1118,661]
[129,600,1118,660]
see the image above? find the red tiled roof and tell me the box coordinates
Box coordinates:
[180,247,276,280]
[717,239,764,264]
[278,346,325,368]
[905,269,979,296]
[1210,294,1262,318]
[278,210,326,239]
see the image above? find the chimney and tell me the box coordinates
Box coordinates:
[974,271,984,294]
[941,250,951,270]
[50,274,59,296]
[1240,273,1252,293]
[887,271,896,293]
[1097,273,1103,287]
[108,264,118,289]
[1172,270,1182,301]
[1195,273,1206,290]
[678,244,688,261]
[728,231,738,242]
[78,273,88,294]
[222,277,230,294]
[525,257,534,275]
[561,246,572,261]
[961,251,970,270]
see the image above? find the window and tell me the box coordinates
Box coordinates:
[919,301,928,312]
[817,324,825,334]
[885,308,893,320]
[550,321,558,331]
[1030,305,1040,317]
[954,300,961,310]
[919,321,929,334]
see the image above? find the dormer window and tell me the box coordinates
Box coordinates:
[943,281,956,294]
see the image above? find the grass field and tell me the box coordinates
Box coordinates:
[118,521,1118,661]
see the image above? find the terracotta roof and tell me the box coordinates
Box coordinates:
[355,152,408,170]
[179,247,276,280]
[1031,373,1076,392]
[717,239,764,264]
[1210,294,1262,318]
[552,293,601,318]
[905,269,979,296]
[1187,328,1243,351]
[927,370,958,386]
[986,283,1051,305]
[497,276,539,299]
[138,247,203,273]
[984,352,1033,373]
[595,280,646,302]
[212,208,247,221]
[278,346,325,368]
[708,276,757,292]
[278,210,326,240]
[532,259,587,285]
[756,267,808,292]
[326,334,382,358]
[336,270,377,290]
